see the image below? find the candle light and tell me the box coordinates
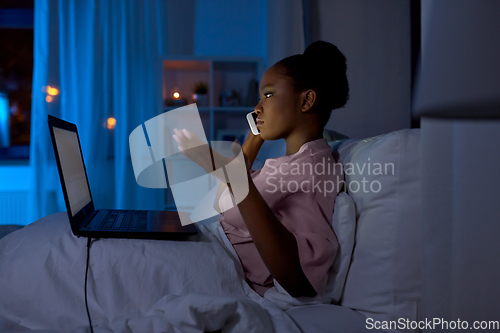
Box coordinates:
[107,117,116,130]
[47,86,59,96]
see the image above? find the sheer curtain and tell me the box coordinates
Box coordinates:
[266,0,305,68]
[29,0,168,222]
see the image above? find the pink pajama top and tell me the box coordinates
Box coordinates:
[218,138,341,297]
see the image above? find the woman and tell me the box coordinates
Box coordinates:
[174,40,349,299]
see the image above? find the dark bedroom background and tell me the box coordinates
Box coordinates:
[0,0,418,226]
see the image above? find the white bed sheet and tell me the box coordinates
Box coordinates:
[285,304,371,333]
[0,212,300,333]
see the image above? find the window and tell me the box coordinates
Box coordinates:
[0,0,34,160]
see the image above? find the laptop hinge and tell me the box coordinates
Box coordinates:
[80,210,98,229]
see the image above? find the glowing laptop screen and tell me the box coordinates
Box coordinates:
[53,127,92,216]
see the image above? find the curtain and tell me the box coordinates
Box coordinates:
[29,0,169,222]
[266,0,305,68]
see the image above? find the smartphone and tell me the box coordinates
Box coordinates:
[246,111,260,135]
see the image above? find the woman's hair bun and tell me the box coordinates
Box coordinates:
[303,40,347,73]
[275,40,349,124]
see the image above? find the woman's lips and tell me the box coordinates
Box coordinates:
[256,119,264,127]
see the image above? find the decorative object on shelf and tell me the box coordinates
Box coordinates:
[216,129,248,144]
[220,89,240,107]
[162,57,263,210]
[245,78,259,106]
[166,89,186,106]
[193,82,208,107]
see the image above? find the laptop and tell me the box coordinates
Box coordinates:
[48,115,198,240]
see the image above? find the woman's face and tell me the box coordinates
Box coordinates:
[254,65,303,141]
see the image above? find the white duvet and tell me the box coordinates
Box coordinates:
[0,213,301,333]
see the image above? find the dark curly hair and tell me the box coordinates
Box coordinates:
[275,40,349,127]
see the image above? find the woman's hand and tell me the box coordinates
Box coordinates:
[172,128,215,174]
[172,128,247,186]
[240,131,265,171]
[172,128,206,151]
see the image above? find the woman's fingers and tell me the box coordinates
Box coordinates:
[173,128,187,140]
[172,134,180,144]
[173,128,211,159]
[173,128,190,150]
[173,128,197,142]
[182,128,192,139]
[173,129,188,153]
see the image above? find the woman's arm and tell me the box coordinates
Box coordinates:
[173,129,265,211]
[174,129,314,296]
[213,132,264,212]
[233,172,317,298]
[240,131,265,171]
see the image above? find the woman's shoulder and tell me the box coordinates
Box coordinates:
[262,139,336,173]
[259,162,341,201]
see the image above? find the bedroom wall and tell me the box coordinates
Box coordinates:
[163,0,267,59]
[191,0,414,140]
[416,1,500,326]
[310,0,412,139]
[194,0,267,59]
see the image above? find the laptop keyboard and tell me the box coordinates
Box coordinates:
[99,210,148,231]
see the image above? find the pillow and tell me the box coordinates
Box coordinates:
[336,129,421,324]
[260,190,356,310]
[323,191,357,305]
[323,129,349,142]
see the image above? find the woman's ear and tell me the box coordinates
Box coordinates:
[301,89,317,113]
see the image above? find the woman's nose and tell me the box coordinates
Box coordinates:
[254,99,263,114]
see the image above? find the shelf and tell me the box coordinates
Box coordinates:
[163,60,210,71]
[162,56,263,211]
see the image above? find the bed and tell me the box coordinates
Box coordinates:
[0,128,422,332]
[0,212,306,332]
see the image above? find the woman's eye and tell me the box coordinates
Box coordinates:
[264,92,273,98]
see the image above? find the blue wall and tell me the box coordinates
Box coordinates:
[194,0,267,60]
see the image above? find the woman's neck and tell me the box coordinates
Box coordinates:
[284,130,324,155]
